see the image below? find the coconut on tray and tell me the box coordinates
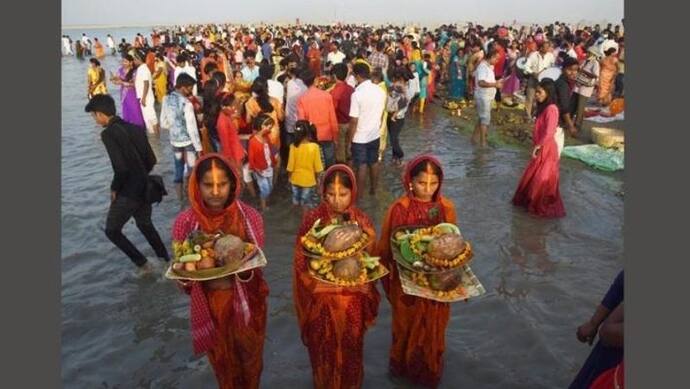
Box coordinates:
[391,222,484,302]
[300,218,388,287]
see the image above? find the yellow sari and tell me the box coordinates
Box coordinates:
[87,67,107,98]
[153,61,168,104]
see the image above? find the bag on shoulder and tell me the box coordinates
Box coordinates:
[145,175,167,204]
[575,60,597,87]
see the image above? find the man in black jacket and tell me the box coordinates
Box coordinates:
[85,94,169,274]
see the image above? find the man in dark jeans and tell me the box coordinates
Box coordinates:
[85,94,169,275]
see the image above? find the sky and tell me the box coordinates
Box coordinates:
[62,0,623,27]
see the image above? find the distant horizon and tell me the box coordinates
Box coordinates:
[62,0,623,30]
[62,17,623,32]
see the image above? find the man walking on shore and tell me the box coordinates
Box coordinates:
[85,94,170,275]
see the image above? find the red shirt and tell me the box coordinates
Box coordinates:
[574,45,586,63]
[494,45,506,78]
[297,86,339,142]
[330,80,354,124]
[216,109,246,167]
[248,134,276,172]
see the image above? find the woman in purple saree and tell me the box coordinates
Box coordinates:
[110,54,146,128]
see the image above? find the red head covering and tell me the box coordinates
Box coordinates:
[188,153,243,233]
[402,154,445,202]
[320,163,358,205]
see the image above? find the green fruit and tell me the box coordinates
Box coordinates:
[179,254,202,263]
[400,239,420,263]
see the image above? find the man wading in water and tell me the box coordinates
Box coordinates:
[85,94,170,275]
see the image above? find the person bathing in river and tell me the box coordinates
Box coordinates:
[377,155,459,388]
[173,154,269,389]
[87,58,107,99]
[293,164,380,389]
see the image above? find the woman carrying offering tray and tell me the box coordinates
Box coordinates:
[377,154,460,388]
[171,153,269,389]
[293,164,384,389]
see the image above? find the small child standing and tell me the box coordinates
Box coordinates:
[248,114,277,211]
[287,120,324,215]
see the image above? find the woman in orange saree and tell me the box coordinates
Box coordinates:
[293,164,381,389]
[172,153,269,389]
[377,154,458,388]
[597,48,619,106]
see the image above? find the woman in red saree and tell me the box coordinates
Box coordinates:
[293,164,381,389]
[512,78,566,218]
[172,153,269,389]
[307,41,322,77]
[377,155,458,388]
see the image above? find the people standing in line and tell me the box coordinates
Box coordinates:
[84,94,170,275]
[348,63,387,198]
[160,73,203,205]
[296,68,339,168]
[378,155,459,388]
[172,154,269,389]
[293,164,380,388]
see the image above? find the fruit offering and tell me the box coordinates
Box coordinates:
[300,218,371,260]
[308,251,388,287]
[171,231,254,274]
[392,223,473,272]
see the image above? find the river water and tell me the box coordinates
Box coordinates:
[61,27,623,389]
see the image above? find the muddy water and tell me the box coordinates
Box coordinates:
[61,35,623,388]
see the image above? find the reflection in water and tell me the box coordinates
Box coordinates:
[496,211,559,299]
[61,38,623,388]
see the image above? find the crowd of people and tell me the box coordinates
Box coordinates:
[79,19,624,389]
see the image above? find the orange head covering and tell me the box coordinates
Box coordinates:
[403,154,445,202]
[320,163,358,211]
[188,153,243,233]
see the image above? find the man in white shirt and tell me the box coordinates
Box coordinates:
[173,53,197,96]
[133,51,159,135]
[348,63,386,198]
[472,49,503,148]
[106,34,116,55]
[285,67,308,144]
[523,41,555,118]
[327,41,346,66]
[159,73,202,202]
[241,50,260,83]
[260,64,284,106]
